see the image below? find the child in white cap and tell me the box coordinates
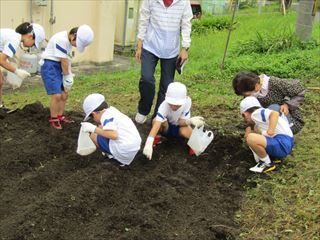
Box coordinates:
[0,22,45,111]
[81,93,141,166]
[143,82,205,160]
[240,96,294,173]
[40,25,94,129]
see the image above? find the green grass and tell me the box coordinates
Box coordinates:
[3,9,320,239]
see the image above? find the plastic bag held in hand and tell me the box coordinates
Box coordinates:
[6,71,23,89]
[63,74,74,91]
[143,136,154,160]
[14,69,30,79]
[186,116,205,127]
[77,125,97,156]
[81,122,96,133]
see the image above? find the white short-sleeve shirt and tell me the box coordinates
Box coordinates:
[252,108,293,137]
[100,106,141,165]
[155,97,192,125]
[0,29,21,58]
[41,31,72,61]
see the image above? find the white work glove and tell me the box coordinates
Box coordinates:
[63,74,74,91]
[81,122,96,133]
[14,69,30,80]
[143,136,154,160]
[186,116,205,127]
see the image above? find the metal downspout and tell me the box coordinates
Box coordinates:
[133,0,141,51]
[49,0,56,25]
[122,0,129,49]
[30,0,33,22]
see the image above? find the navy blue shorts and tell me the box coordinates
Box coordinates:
[41,60,63,95]
[163,123,180,138]
[97,135,112,155]
[266,134,294,159]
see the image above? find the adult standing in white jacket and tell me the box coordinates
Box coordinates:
[135,0,193,124]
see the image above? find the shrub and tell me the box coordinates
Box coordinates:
[192,15,233,34]
[232,31,319,56]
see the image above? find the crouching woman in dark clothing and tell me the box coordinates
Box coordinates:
[232,71,305,134]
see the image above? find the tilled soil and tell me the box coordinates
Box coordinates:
[0,102,253,240]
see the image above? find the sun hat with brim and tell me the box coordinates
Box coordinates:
[240,96,261,114]
[32,23,45,49]
[165,82,187,106]
[83,93,105,121]
[76,25,94,53]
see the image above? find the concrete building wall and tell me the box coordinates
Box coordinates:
[114,0,141,47]
[0,0,117,63]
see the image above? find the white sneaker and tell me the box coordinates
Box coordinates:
[249,161,276,173]
[135,112,147,124]
[101,152,114,159]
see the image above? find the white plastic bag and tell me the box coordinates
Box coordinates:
[6,71,23,89]
[76,126,97,156]
[187,125,214,156]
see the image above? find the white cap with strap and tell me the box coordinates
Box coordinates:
[76,25,94,53]
[83,93,105,121]
[31,23,45,49]
[240,96,261,114]
[165,82,187,105]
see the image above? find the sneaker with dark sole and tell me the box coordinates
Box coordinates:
[249,161,276,173]
[273,159,283,164]
[135,113,147,124]
[0,105,15,114]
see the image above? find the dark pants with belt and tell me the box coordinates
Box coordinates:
[138,48,177,118]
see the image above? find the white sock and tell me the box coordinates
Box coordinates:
[249,147,260,163]
[260,155,271,164]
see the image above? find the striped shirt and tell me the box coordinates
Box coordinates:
[137,0,193,58]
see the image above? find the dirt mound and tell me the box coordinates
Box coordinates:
[0,102,253,240]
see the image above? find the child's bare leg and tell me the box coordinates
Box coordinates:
[50,93,62,117]
[179,125,192,139]
[246,133,267,158]
[58,91,68,116]
[89,132,99,147]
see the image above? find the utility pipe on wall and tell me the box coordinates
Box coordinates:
[30,0,33,22]
[49,0,56,25]
[122,0,129,48]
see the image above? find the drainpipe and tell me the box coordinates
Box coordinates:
[122,0,129,49]
[133,0,141,51]
[49,0,56,25]
[30,0,33,22]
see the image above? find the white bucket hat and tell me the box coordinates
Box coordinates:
[240,96,261,114]
[165,82,187,105]
[83,93,105,121]
[76,25,94,53]
[31,23,45,49]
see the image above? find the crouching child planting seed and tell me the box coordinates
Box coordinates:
[81,93,142,166]
[143,82,205,160]
[240,96,294,173]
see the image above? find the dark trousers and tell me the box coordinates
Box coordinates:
[138,48,177,117]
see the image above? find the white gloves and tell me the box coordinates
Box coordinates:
[63,74,74,91]
[186,116,205,127]
[143,136,154,160]
[81,122,96,133]
[14,69,30,79]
